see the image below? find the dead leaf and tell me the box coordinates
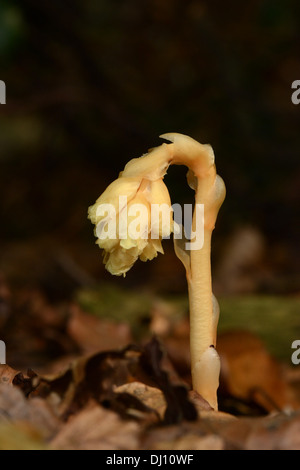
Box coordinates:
[114,382,166,420]
[188,390,214,413]
[133,338,197,424]
[0,364,19,385]
[13,369,39,397]
[218,330,294,413]
[34,338,197,425]
[50,401,140,450]
[67,304,132,355]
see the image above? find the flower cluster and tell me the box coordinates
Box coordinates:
[88,145,173,276]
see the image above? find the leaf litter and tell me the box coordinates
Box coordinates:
[1,281,300,450]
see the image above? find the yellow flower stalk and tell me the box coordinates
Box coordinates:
[88,133,225,410]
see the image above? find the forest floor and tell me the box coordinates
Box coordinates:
[1,273,300,450]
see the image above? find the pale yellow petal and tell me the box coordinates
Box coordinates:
[139,239,164,262]
[126,192,151,242]
[148,179,171,206]
[96,235,118,252]
[148,180,173,238]
[104,247,138,276]
[139,243,158,262]
[88,177,141,225]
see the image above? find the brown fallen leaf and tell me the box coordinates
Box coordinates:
[67,304,132,355]
[114,382,166,420]
[50,401,140,450]
[0,364,19,386]
[0,365,38,398]
[188,390,213,413]
[132,338,198,424]
[217,330,294,413]
[34,338,198,425]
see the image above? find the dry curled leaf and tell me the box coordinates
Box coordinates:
[114,382,166,420]
[0,364,19,386]
[0,365,38,399]
[34,338,197,425]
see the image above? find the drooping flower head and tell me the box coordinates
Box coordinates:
[88,144,173,276]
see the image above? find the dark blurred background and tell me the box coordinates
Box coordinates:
[0,0,300,300]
